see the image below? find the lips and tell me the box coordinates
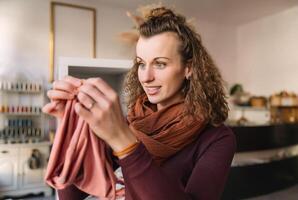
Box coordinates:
[145,86,161,95]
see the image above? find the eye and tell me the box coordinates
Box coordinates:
[155,62,166,69]
[137,62,146,69]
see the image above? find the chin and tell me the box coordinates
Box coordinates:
[146,95,163,104]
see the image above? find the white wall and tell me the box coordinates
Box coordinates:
[195,21,237,87]
[0,0,134,83]
[169,5,238,88]
[0,0,48,81]
[236,6,298,96]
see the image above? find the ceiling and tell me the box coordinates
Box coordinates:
[97,0,298,25]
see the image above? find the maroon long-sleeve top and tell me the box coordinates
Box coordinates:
[57,124,236,200]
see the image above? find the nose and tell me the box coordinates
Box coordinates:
[138,65,155,83]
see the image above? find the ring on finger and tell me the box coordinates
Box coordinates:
[88,101,95,110]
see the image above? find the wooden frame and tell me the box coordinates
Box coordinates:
[49,1,97,82]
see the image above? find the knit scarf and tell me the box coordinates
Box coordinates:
[127,94,207,164]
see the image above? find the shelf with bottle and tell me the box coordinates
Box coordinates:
[3,118,34,127]
[0,105,42,115]
[0,80,42,93]
[270,106,298,124]
[232,105,269,111]
[0,76,46,145]
[270,105,298,109]
[0,127,42,144]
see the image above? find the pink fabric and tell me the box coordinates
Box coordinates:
[45,100,121,200]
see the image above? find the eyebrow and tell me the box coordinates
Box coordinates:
[136,56,170,61]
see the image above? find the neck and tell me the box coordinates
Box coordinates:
[157,94,184,111]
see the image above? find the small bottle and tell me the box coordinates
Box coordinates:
[5,119,10,127]
[28,119,32,127]
[36,128,41,138]
[21,128,25,136]
[4,105,9,113]
[11,82,14,91]
[24,82,28,92]
[11,128,14,137]
[29,83,32,92]
[0,130,4,144]
[15,82,19,91]
[18,119,22,127]
[20,82,23,91]
[34,83,37,92]
[16,129,21,143]
[28,128,32,137]
[32,128,36,137]
[7,81,12,90]
[7,128,11,138]
[3,81,8,90]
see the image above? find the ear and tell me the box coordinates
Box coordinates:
[184,62,192,79]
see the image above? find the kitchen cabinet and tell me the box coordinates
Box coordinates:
[0,153,18,192]
[223,123,298,199]
[0,142,52,198]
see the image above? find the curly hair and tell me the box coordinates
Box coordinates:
[123,7,228,126]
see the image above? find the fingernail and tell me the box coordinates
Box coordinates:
[74,79,82,87]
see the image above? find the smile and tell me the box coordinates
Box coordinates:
[145,86,161,95]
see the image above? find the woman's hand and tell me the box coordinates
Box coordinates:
[75,77,136,152]
[42,76,82,119]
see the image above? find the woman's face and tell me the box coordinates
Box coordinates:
[136,32,191,110]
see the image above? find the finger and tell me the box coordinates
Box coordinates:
[78,83,110,110]
[54,101,65,110]
[85,78,117,101]
[74,102,93,123]
[42,102,56,114]
[47,90,74,100]
[53,80,79,95]
[77,91,95,110]
[63,75,82,87]
[42,101,64,113]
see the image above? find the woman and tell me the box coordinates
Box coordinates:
[43,7,236,200]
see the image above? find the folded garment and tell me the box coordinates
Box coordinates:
[45,100,121,200]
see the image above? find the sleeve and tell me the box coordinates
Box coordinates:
[118,129,236,200]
